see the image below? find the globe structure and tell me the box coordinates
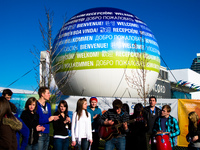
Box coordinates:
[52,7,160,97]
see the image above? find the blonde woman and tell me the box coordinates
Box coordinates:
[187,111,200,150]
[71,98,93,150]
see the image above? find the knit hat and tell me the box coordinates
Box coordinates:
[90,97,98,103]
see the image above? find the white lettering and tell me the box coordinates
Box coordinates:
[82,28,98,34]
[76,21,103,28]
[65,18,85,25]
[111,42,143,49]
[153,84,166,93]
[114,12,134,18]
[96,60,114,66]
[116,22,139,28]
[103,16,134,21]
[113,28,138,34]
[80,43,108,50]
[115,51,136,57]
[85,16,102,21]
[95,35,113,41]
[76,52,99,58]
[135,19,146,25]
[66,61,94,67]
[102,51,114,57]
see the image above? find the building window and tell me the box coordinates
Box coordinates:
[159,70,168,80]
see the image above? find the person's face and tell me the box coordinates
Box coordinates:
[82,101,87,110]
[4,94,12,101]
[90,100,97,108]
[149,98,156,107]
[60,103,66,113]
[161,108,170,117]
[29,102,36,112]
[42,89,50,101]
[135,106,142,112]
[115,108,121,114]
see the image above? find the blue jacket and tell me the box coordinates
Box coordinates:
[15,115,29,150]
[153,115,180,148]
[36,102,51,134]
[87,105,102,132]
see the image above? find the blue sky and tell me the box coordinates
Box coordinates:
[0,0,200,91]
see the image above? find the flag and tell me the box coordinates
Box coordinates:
[183,82,190,86]
[194,86,200,90]
[176,80,182,87]
[189,84,194,89]
[181,81,187,86]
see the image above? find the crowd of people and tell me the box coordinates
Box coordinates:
[0,86,199,150]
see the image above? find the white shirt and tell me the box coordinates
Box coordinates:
[71,110,92,144]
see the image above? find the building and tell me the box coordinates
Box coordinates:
[168,69,200,99]
[149,67,200,99]
[191,53,200,74]
[149,66,171,98]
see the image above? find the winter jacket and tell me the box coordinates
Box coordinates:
[144,106,161,134]
[0,117,22,150]
[20,110,40,145]
[127,114,148,150]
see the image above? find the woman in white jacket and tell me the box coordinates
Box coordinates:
[71,98,93,150]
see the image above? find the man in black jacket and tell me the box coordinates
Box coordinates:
[144,96,161,150]
[98,99,129,150]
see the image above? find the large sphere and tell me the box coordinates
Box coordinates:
[52,7,160,97]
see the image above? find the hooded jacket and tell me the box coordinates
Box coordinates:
[0,117,22,150]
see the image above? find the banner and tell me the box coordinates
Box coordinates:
[60,96,178,138]
[177,99,200,147]
[0,93,39,117]
[61,95,178,118]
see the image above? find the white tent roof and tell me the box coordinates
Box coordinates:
[0,87,37,94]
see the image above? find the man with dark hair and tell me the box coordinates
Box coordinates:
[87,97,102,150]
[98,99,129,150]
[38,86,49,98]
[36,86,59,150]
[153,105,180,150]
[144,96,161,150]
[2,88,13,100]
[2,88,29,150]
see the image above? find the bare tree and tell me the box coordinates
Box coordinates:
[30,8,78,103]
[125,33,151,106]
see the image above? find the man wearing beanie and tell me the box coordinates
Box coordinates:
[87,97,102,150]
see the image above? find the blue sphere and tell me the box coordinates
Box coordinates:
[52,7,160,97]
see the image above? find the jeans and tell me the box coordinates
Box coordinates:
[91,132,100,150]
[188,145,200,150]
[53,138,69,150]
[25,143,38,150]
[105,136,126,150]
[75,138,90,150]
[38,133,50,150]
[146,133,156,150]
